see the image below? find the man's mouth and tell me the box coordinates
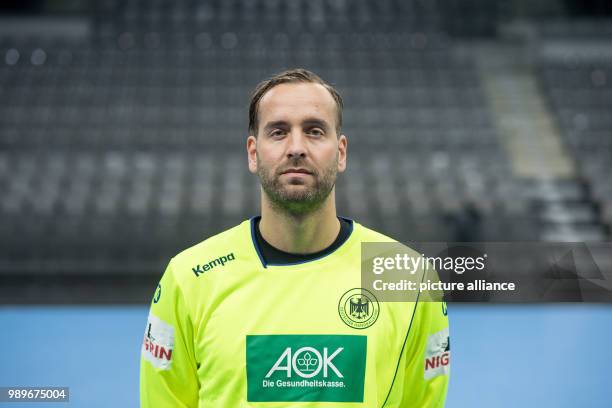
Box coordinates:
[281,168,313,175]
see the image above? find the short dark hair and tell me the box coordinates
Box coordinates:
[248,68,343,136]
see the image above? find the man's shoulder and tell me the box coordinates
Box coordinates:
[354,220,398,244]
[354,220,425,259]
[169,218,253,275]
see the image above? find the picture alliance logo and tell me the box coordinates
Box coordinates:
[263,346,344,387]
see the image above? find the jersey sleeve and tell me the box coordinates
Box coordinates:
[140,259,200,407]
[400,300,450,407]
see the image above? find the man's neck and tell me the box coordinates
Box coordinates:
[258,190,340,254]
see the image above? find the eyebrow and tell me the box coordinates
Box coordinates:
[263,118,331,134]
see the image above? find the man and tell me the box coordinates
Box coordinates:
[140,68,450,407]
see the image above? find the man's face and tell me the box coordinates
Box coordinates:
[247,82,347,215]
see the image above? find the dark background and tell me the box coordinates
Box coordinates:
[0,0,611,303]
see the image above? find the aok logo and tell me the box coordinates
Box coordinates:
[246,335,366,402]
[265,347,344,379]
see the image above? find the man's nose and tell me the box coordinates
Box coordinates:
[286,131,307,159]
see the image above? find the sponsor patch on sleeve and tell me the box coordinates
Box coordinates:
[424,327,450,380]
[142,313,175,370]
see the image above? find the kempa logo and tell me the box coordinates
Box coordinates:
[192,252,235,277]
[266,347,344,379]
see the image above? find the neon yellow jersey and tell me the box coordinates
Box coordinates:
[140,218,450,407]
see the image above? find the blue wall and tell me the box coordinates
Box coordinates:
[2,305,611,407]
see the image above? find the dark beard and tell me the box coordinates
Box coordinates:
[257,156,338,216]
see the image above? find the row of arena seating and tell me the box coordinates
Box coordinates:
[0,43,492,153]
[93,0,498,37]
[0,151,522,217]
[94,0,444,34]
[0,155,521,216]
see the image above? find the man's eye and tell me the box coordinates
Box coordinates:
[270,130,286,137]
[308,128,324,136]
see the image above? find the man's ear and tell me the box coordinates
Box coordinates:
[337,134,347,172]
[247,135,258,173]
